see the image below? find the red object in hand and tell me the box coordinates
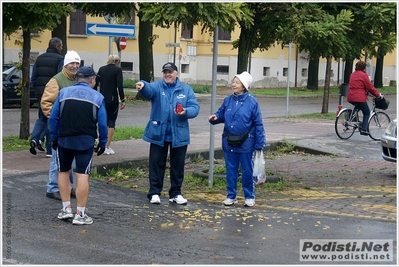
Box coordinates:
[176,103,183,113]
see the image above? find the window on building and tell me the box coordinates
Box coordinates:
[283,68,288,77]
[121,62,133,71]
[217,65,229,75]
[181,23,193,39]
[124,10,135,25]
[181,64,189,74]
[263,67,270,77]
[218,28,231,41]
[30,29,40,36]
[330,69,334,77]
[301,68,308,77]
[70,9,86,35]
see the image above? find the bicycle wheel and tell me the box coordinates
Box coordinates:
[335,109,356,139]
[368,112,391,141]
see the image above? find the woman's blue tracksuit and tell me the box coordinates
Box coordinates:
[209,92,266,200]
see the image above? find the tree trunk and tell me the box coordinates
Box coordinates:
[51,15,67,56]
[307,58,319,91]
[373,50,384,88]
[321,56,331,114]
[236,23,253,74]
[343,59,353,84]
[20,30,31,140]
[138,15,154,82]
[137,12,153,101]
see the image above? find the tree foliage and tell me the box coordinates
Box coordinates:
[73,3,135,17]
[138,2,252,33]
[233,3,289,73]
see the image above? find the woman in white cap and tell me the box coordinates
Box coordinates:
[209,71,266,207]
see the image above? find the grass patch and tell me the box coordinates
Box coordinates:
[291,112,336,120]
[2,135,30,152]
[123,79,138,88]
[275,140,296,153]
[249,86,397,97]
[112,126,144,141]
[3,126,145,152]
[190,84,211,94]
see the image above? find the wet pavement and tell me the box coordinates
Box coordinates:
[2,93,397,265]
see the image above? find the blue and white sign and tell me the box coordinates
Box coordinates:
[86,23,136,38]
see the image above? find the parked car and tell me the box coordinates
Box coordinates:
[381,118,397,162]
[2,64,36,106]
[3,64,14,71]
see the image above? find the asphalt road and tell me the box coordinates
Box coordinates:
[2,172,396,265]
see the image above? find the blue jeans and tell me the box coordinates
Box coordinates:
[47,147,75,193]
[224,150,255,200]
[147,142,187,200]
[31,99,51,155]
[350,101,371,131]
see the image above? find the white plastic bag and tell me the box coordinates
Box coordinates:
[252,150,266,185]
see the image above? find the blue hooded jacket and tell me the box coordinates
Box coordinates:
[139,77,200,148]
[209,92,266,153]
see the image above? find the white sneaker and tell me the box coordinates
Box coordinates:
[104,147,115,155]
[223,198,238,206]
[169,195,187,205]
[244,199,255,207]
[150,195,161,204]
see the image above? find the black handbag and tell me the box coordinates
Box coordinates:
[375,97,390,110]
[225,125,254,147]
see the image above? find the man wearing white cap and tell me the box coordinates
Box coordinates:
[41,50,81,200]
[209,71,266,207]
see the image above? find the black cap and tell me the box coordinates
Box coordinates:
[162,62,178,72]
[76,66,99,78]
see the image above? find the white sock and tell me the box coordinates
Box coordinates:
[62,201,71,211]
[77,206,86,216]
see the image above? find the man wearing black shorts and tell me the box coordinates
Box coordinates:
[49,66,108,225]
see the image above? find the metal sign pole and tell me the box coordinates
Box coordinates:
[104,14,116,56]
[208,25,219,187]
[286,42,292,118]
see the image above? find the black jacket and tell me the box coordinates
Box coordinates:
[32,47,63,97]
[95,64,124,104]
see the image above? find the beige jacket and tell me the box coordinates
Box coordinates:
[41,67,76,118]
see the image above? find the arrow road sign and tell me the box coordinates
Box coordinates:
[86,23,136,38]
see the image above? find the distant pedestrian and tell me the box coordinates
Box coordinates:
[209,71,266,207]
[41,50,81,201]
[135,62,200,205]
[347,60,384,136]
[50,66,107,225]
[29,37,64,157]
[95,55,125,155]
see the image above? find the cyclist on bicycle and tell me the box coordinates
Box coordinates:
[347,60,383,136]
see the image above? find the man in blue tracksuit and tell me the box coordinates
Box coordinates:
[209,71,266,207]
[136,62,200,205]
[49,66,108,225]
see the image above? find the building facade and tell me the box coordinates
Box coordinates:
[3,11,397,88]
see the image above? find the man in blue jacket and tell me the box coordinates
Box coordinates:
[136,62,200,205]
[49,66,108,225]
